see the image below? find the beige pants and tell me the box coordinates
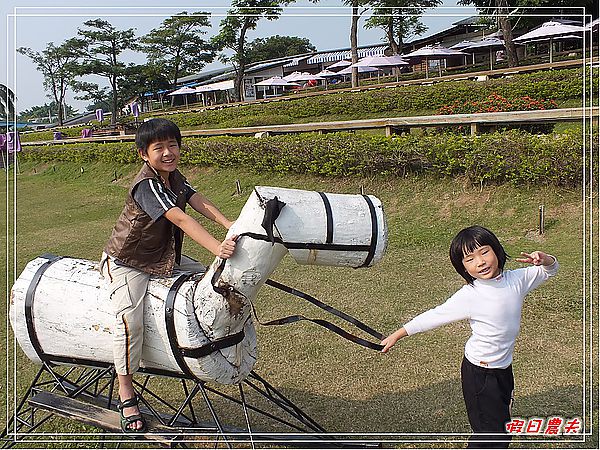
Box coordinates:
[100,253,205,375]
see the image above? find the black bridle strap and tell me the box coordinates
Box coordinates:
[265,278,383,341]
[210,235,385,352]
[258,313,384,352]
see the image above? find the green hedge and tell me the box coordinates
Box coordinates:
[21,128,593,186]
[20,125,90,143]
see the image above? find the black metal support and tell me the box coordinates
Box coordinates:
[1,364,334,449]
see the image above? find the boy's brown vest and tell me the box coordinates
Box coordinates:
[104,163,190,276]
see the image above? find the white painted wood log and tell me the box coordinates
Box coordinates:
[10,186,387,384]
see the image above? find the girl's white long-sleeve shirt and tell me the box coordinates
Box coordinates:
[403,259,559,369]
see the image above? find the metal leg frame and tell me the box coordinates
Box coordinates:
[1,365,332,448]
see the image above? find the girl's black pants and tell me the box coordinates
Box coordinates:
[461,356,514,449]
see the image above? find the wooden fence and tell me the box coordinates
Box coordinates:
[21,107,598,147]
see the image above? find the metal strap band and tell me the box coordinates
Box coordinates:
[360,195,378,268]
[180,330,245,358]
[164,273,196,379]
[238,232,370,252]
[318,192,334,244]
[24,254,64,362]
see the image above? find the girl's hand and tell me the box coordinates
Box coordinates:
[218,235,237,259]
[516,251,554,266]
[380,327,408,353]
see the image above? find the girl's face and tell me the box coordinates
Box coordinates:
[462,245,501,280]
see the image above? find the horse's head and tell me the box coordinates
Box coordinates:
[215,186,388,301]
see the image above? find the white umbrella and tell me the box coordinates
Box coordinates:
[336,65,381,75]
[351,55,410,82]
[463,37,506,70]
[167,86,197,108]
[254,76,298,86]
[283,71,303,81]
[254,76,299,98]
[514,21,586,63]
[315,69,339,90]
[293,72,324,82]
[327,60,352,70]
[403,45,466,78]
[315,69,339,77]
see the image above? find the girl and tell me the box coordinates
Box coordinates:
[381,225,558,448]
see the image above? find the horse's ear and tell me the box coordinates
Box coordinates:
[261,196,286,245]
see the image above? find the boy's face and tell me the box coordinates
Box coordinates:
[140,138,180,178]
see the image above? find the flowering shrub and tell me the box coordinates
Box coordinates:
[438,93,558,115]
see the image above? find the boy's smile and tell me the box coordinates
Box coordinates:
[141,138,180,179]
[462,245,501,280]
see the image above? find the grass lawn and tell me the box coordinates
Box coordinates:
[1,161,596,448]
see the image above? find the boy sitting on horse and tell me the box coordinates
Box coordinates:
[100,118,237,433]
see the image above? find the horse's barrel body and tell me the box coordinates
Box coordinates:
[253,187,387,268]
[9,256,257,384]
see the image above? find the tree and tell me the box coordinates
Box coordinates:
[17,39,80,125]
[365,0,442,55]
[17,102,78,123]
[73,19,138,124]
[0,84,16,121]
[119,63,172,112]
[141,11,215,87]
[245,35,316,63]
[459,0,597,67]
[211,0,295,102]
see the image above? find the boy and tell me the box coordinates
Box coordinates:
[100,118,236,432]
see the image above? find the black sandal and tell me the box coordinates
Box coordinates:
[117,395,147,433]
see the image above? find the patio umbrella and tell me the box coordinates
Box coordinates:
[316,69,338,77]
[336,65,381,75]
[514,21,586,63]
[254,76,299,98]
[462,37,506,70]
[351,54,409,82]
[315,69,339,89]
[403,45,466,78]
[167,86,197,108]
[283,71,303,82]
[327,60,352,70]
[293,72,324,81]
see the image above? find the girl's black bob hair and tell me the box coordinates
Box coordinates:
[135,118,182,153]
[449,225,508,284]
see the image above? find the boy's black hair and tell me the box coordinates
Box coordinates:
[135,118,182,153]
[449,225,508,284]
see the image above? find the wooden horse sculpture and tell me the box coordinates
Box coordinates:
[10,186,387,385]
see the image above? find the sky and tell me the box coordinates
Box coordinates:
[1,0,480,115]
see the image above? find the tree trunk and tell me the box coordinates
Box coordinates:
[387,18,400,55]
[350,3,359,88]
[497,0,518,67]
[233,20,251,102]
[111,75,118,125]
